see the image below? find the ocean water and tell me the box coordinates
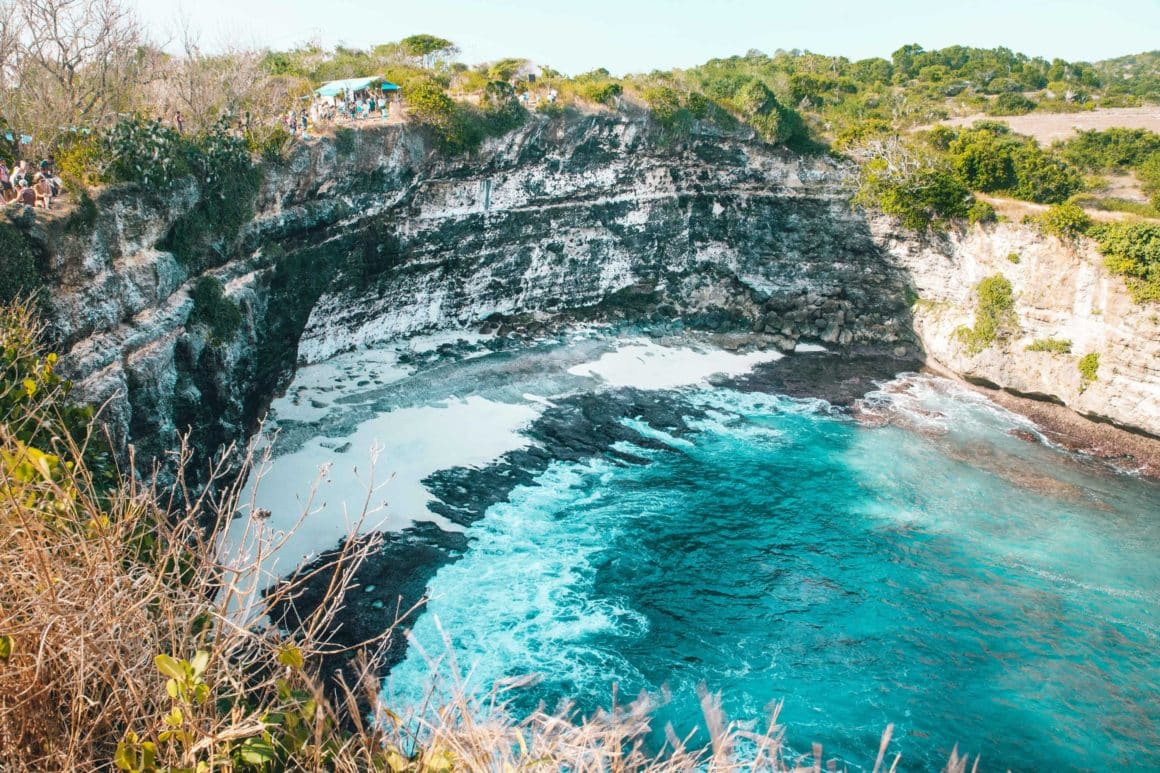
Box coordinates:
[242,335,1160,770]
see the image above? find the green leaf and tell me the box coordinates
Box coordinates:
[276,644,304,670]
[190,650,209,677]
[155,654,184,680]
[113,740,135,771]
[0,635,13,660]
[238,737,277,765]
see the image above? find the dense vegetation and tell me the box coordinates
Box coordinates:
[1088,222,1160,302]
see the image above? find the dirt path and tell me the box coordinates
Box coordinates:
[975,192,1160,224]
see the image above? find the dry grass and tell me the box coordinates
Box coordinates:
[0,301,980,771]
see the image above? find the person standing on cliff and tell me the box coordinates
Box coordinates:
[175,112,184,134]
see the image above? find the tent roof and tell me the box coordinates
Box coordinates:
[315,76,386,96]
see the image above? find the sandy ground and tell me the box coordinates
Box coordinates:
[940,106,1160,145]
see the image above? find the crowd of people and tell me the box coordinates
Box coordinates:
[0,157,62,210]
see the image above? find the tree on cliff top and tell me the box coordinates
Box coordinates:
[399,34,459,69]
[0,0,147,154]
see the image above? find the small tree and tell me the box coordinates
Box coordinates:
[399,34,458,69]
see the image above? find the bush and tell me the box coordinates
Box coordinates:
[1054,128,1160,172]
[1088,222,1160,302]
[642,85,688,132]
[247,124,293,164]
[987,93,1037,115]
[947,125,1082,203]
[955,274,1018,354]
[54,132,105,187]
[102,117,190,187]
[1037,202,1091,239]
[161,124,262,269]
[1138,152,1160,209]
[1026,337,1072,353]
[967,200,997,225]
[577,80,622,105]
[188,276,242,342]
[1010,145,1083,203]
[1006,252,1021,263]
[1078,352,1100,385]
[856,157,972,231]
[0,224,40,304]
[333,127,356,156]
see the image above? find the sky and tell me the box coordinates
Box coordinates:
[128,0,1160,76]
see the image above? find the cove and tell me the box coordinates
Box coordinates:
[242,332,1160,770]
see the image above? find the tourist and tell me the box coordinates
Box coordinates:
[33,174,52,209]
[300,111,308,136]
[0,160,10,193]
[15,180,36,206]
[175,112,184,134]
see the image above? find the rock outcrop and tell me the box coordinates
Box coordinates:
[16,112,1158,480]
[883,220,1160,437]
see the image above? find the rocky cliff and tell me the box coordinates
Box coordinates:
[17,112,1158,480]
[884,221,1160,437]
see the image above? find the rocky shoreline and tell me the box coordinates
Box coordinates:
[926,362,1160,478]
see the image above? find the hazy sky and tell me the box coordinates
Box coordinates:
[129,0,1160,75]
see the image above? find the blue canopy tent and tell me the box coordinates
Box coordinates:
[314,76,399,98]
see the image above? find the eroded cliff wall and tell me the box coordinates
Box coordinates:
[22,113,1158,479]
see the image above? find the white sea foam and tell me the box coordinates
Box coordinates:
[224,395,541,594]
[567,339,782,390]
[383,459,649,711]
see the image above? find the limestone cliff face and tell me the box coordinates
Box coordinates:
[883,220,1160,437]
[25,112,1158,479]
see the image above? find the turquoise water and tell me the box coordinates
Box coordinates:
[385,375,1160,770]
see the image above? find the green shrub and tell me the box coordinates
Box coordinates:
[1026,337,1071,354]
[1138,152,1160,209]
[577,80,622,105]
[856,157,972,231]
[247,125,293,164]
[333,127,356,156]
[1037,202,1091,239]
[947,124,1082,203]
[1006,252,1021,263]
[54,133,105,187]
[967,200,997,225]
[954,274,1018,354]
[188,276,242,342]
[161,124,261,269]
[0,224,40,304]
[102,117,190,187]
[642,85,688,132]
[987,93,1037,115]
[1078,352,1100,385]
[1010,145,1083,203]
[1054,128,1160,172]
[1088,222,1160,302]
